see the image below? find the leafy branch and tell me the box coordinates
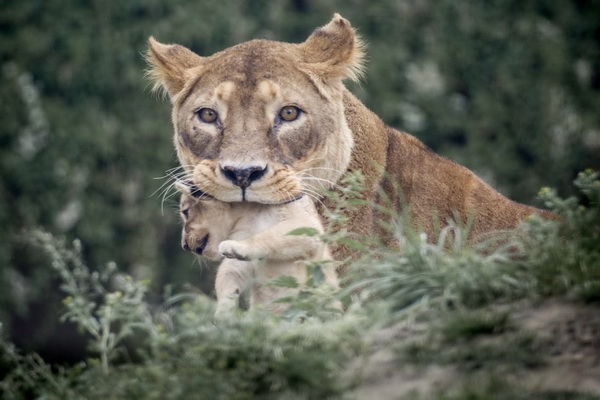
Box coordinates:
[28,230,158,373]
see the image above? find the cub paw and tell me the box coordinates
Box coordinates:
[219,240,259,261]
[214,289,240,319]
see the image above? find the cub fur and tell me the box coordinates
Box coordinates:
[148,14,555,271]
[176,182,338,314]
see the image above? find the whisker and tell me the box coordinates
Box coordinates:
[299,176,339,192]
[299,165,344,174]
[156,171,199,215]
[151,176,177,198]
[298,186,323,199]
[292,187,325,207]
[160,184,178,216]
[151,166,195,199]
[300,157,332,168]
[297,159,344,172]
[281,189,295,204]
[302,179,335,197]
[155,165,195,182]
[296,165,344,192]
[189,255,201,269]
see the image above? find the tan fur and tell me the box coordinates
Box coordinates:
[149,14,555,273]
[177,184,338,314]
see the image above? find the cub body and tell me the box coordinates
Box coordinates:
[177,185,338,314]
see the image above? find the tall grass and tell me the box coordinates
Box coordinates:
[343,221,528,320]
[343,170,600,321]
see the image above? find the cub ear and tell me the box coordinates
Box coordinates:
[146,37,204,99]
[300,13,366,82]
[174,180,205,198]
[174,180,193,197]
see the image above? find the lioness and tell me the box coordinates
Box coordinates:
[176,182,338,314]
[148,14,554,270]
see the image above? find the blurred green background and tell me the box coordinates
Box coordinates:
[1,0,599,362]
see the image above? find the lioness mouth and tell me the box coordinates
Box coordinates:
[239,189,303,204]
[189,184,212,200]
[282,193,305,204]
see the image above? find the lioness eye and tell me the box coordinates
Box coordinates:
[197,108,218,123]
[279,106,300,122]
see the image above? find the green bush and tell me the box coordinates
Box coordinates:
[1,229,367,399]
[522,170,600,300]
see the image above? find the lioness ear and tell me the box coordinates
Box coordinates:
[300,13,366,82]
[146,37,204,99]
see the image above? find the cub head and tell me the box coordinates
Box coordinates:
[147,14,364,204]
[175,181,235,260]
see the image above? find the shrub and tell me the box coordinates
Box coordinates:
[1,230,368,399]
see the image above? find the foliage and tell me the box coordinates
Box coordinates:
[0,335,71,400]
[267,262,346,323]
[1,171,599,398]
[522,170,600,300]
[344,218,528,320]
[439,310,513,341]
[2,0,600,356]
[1,230,367,399]
[26,230,158,373]
[1,0,600,397]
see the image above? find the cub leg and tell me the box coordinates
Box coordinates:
[214,259,253,317]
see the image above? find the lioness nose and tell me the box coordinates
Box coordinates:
[221,165,267,189]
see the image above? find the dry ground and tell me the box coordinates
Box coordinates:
[351,299,600,399]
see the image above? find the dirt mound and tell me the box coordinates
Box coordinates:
[351,300,600,399]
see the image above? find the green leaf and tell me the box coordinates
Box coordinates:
[346,198,369,206]
[286,227,320,237]
[268,275,299,288]
[272,296,295,304]
[308,264,325,287]
[337,237,368,251]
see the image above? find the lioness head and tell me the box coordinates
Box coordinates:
[147,14,364,204]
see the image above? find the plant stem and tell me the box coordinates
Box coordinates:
[100,306,112,374]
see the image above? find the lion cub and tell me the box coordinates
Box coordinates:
[176,182,339,315]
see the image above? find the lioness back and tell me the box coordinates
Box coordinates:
[148,14,555,269]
